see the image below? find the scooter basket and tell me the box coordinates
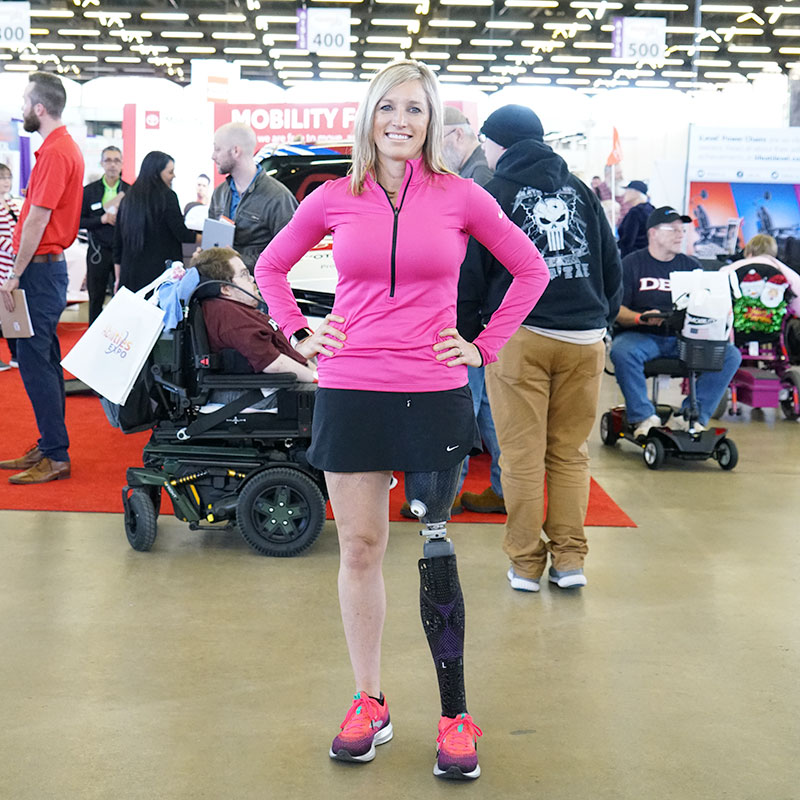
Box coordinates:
[677,336,727,371]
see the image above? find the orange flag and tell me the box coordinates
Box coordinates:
[606,127,622,166]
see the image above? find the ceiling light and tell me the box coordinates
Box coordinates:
[774,28,800,35]
[366,35,411,43]
[375,0,419,3]
[270,48,308,57]
[418,37,461,44]
[161,32,205,39]
[234,61,271,68]
[738,60,779,68]
[319,61,357,68]
[635,79,671,86]
[716,27,763,35]
[63,55,98,62]
[521,39,565,47]
[485,20,533,29]
[542,22,591,30]
[441,0,493,5]
[35,43,76,50]
[410,51,451,58]
[274,60,314,68]
[56,29,99,36]
[573,42,613,48]
[729,44,771,52]
[363,50,406,58]
[428,19,477,27]
[634,2,689,8]
[504,0,559,6]
[175,46,217,53]
[105,56,142,63]
[779,47,800,54]
[675,81,715,88]
[447,64,484,71]
[30,10,74,18]
[131,45,167,53]
[703,71,745,78]
[695,58,731,66]
[457,52,497,60]
[551,55,591,62]
[224,47,263,54]
[700,4,753,10]
[439,75,474,82]
[320,71,355,78]
[83,44,122,51]
[518,76,552,83]
[197,14,248,22]
[140,12,189,20]
[576,67,612,74]
[278,70,315,78]
[212,33,257,40]
[556,78,590,84]
[533,66,570,73]
[263,34,300,42]
[477,75,511,82]
[109,30,153,37]
[370,18,420,25]
[470,38,514,46]
[30,29,49,35]
[4,64,37,70]
[661,70,696,77]
[570,1,623,7]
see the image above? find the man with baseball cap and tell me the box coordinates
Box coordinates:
[459,104,622,592]
[610,206,741,438]
[441,106,493,187]
[617,180,654,259]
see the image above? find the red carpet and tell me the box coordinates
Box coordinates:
[0,325,635,527]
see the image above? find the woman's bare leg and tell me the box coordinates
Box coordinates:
[326,470,392,697]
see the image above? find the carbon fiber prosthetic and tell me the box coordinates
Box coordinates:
[406,466,467,718]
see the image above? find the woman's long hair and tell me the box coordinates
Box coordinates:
[118,150,174,254]
[349,60,450,195]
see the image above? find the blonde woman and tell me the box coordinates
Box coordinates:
[255,60,549,780]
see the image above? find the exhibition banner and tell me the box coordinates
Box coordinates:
[214,102,360,146]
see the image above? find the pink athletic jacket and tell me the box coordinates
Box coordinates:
[255,156,549,392]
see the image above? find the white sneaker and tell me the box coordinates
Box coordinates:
[507,566,540,593]
[670,415,706,433]
[632,414,661,439]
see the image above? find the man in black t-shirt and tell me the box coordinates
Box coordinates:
[610,206,741,437]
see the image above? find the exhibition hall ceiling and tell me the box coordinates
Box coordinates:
[3,1,799,92]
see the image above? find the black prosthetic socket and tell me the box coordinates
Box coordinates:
[405,465,462,523]
[419,553,467,718]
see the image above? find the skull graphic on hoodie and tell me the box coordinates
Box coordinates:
[512,185,591,280]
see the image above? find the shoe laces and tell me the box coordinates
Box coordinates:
[437,713,483,756]
[339,692,382,736]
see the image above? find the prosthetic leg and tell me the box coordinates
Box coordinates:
[405,466,467,718]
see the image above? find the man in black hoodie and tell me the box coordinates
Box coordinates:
[459,105,622,593]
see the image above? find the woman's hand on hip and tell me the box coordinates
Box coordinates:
[433,327,482,368]
[295,313,346,358]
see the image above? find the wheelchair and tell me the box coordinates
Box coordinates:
[600,312,739,471]
[121,285,327,557]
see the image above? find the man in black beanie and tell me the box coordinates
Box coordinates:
[458,104,622,593]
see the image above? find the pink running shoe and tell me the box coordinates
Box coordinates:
[434,712,483,780]
[329,692,393,762]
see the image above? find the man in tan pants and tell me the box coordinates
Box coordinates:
[459,104,622,591]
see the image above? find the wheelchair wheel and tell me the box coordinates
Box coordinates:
[125,489,158,552]
[780,368,800,420]
[643,437,665,470]
[236,467,325,557]
[599,412,618,446]
[714,438,738,471]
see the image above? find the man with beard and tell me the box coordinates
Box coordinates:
[459,105,621,592]
[441,106,493,187]
[0,72,84,484]
[80,146,130,324]
[208,122,297,272]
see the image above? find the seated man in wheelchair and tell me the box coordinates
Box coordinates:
[610,206,742,438]
[191,246,317,410]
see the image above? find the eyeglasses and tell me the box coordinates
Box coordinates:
[443,128,457,139]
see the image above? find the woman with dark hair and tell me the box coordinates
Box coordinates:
[113,151,198,292]
[0,162,23,370]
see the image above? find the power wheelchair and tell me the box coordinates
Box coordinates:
[121,285,327,557]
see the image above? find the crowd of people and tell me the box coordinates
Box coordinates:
[0,63,796,781]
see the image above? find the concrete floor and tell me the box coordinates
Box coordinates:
[1,375,799,800]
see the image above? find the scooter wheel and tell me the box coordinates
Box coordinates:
[643,437,665,470]
[599,412,618,446]
[715,438,738,471]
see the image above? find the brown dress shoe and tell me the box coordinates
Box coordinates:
[8,457,71,484]
[461,486,506,514]
[0,444,43,470]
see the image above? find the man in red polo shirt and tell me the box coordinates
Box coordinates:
[0,72,84,484]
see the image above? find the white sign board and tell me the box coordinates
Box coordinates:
[0,2,31,48]
[611,16,665,64]
[687,125,800,184]
[297,8,350,55]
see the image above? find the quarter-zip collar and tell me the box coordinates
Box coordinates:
[364,154,428,196]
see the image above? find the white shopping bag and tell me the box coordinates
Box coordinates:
[670,269,733,341]
[61,278,167,405]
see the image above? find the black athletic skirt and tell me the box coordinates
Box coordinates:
[307,386,481,472]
